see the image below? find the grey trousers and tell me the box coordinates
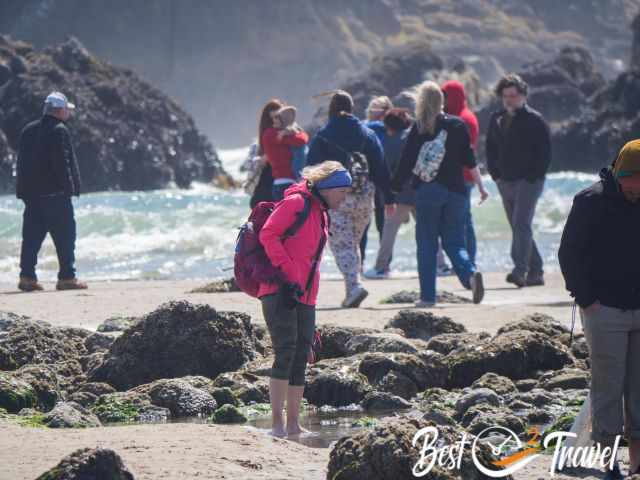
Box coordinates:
[374,203,415,272]
[261,292,316,386]
[582,304,640,446]
[497,179,544,278]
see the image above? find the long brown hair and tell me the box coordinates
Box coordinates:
[258,99,284,152]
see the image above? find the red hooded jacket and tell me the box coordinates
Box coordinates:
[258,181,328,306]
[442,80,479,183]
[261,127,309,180]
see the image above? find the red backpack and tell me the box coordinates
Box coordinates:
[234,193,314,298]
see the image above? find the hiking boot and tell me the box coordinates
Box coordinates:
[414,300,435,309]
[506,272,526,288]
[363,268,389,280]
[602,464,623,480]
[18,277,44,292]
[470,272,485,304]
[525,274,545,287]
[56,278,88,291]
[341,286,368,308]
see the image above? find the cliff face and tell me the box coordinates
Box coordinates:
[0,36,230,195]
[1,0,638,147]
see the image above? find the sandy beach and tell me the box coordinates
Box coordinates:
[0,273,618,480]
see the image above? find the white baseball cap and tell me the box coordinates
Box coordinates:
[44,91,75,110]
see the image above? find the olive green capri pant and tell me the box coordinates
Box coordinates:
[582,304,640,447]
[261,292,316,386]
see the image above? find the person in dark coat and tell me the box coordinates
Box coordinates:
[486,74,551,288]
[16,91,87,292]
[559,140,640,479]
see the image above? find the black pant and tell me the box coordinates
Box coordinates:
[261,292,315,386]
[19,196,76,281]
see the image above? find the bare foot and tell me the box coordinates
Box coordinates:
[270,425,286,438]
[286,425,311,436]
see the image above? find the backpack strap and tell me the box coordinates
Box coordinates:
[303,209,327,293]
[282,194,312,239]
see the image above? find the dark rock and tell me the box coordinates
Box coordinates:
[133,378,217,417]
[513,389,555,408]
[76,382,116,397]
[327,416,508,480]
[0,371,36,413]
[317,325,378,360]
[0,36,231,195]
[359,351,448,400]
[515,379,538,392]
[421,406,458,427]
[496,313,569,338]
[89,302,260,390]
[189,278,240,293]
[96,316,137,333]
[210,404,247,424]
[426,332,490,355]
[91,391,170,423]
[537,368,590,390]
[305,357,372,407]
[464,404,526,436]
[380,290,471,304]
[526,408,555,425]
[361,391,412,411]
[212,371,269,405]
[471,373,518,396]
[42,401,102,428]
[12,364,60,411]
[385,310,466,342]
[84,332,115,354]
[34,447,134,480]
[571,337,589,360]
[345,332,421,356]
[454,388,501,418]
[446,330,574,388]
[209,387,240,408]
[67,391,98,408]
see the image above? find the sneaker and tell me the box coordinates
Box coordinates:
[414,300,436,308]
[18,277,44,292]
[341,286,369,308]
[363,268,389,280]
[602,464,623,480]
[506,272,526,288]
[56,278,88,291]
[525,274,545,287]
[470,272,485,304]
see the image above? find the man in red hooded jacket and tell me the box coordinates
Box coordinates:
[442,80,486,267]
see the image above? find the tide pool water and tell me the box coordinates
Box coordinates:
[0,147,597,283]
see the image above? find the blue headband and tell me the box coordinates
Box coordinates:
[316,170,352,190]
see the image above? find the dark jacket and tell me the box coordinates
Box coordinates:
[486,104,551,182]
[391,114,476,196]
[16,115,81,200]
[558,168,640,310]
[306,114,393,204]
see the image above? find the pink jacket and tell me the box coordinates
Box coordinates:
[258,181,328,306]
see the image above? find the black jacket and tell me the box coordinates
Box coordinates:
[16,115,81,199]
[558,168,640,310]
[486,104,551,182]
[391,114,476,196]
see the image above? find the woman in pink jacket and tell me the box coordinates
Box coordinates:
[259,161,352,437]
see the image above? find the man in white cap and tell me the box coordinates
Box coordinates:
[15,91,86,291]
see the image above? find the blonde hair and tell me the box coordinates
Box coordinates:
[366,96,393,120]
[404,81,443,135]
[302,161,347,186]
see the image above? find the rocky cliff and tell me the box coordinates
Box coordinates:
[0,36,231,195]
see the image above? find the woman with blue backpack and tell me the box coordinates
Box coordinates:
[391,81,487,308]
[254,161,351,437]
[306,90,395,308]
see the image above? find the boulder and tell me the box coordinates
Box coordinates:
[96,316,137,333]
[42,401,102,428]
[327,417,509,480]
[0,371,36,413]
[84,332,116,354]
[35,447,134,480]
[496,313,569,339]
[536,368,590,390]
[446,330,574,388]
[0,36,230,195]
[133,378,217,417]
[12,364,61,411]
[210,404,247,424]
[91,391,170,423]
[305,356,372,407]
[380,290,471,304]
[211,371,269,405]
[361,391,412,411]
[209,387,240,408]
[454,388,501,418]
[463,404,527,436]
[385,310,466,342]
[470,373,518,396]
[426,332,490,355]
[345,332,421,356]
[189,278,240,293]
[317,325,378,360]
[89,302,260,390]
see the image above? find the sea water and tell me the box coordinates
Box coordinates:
[0,147,598,283]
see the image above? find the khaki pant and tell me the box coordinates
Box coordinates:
[582,304,640,446]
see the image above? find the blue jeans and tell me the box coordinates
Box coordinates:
[464,182,477,267]
[415,182,475,303]
[20,196,77,281]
